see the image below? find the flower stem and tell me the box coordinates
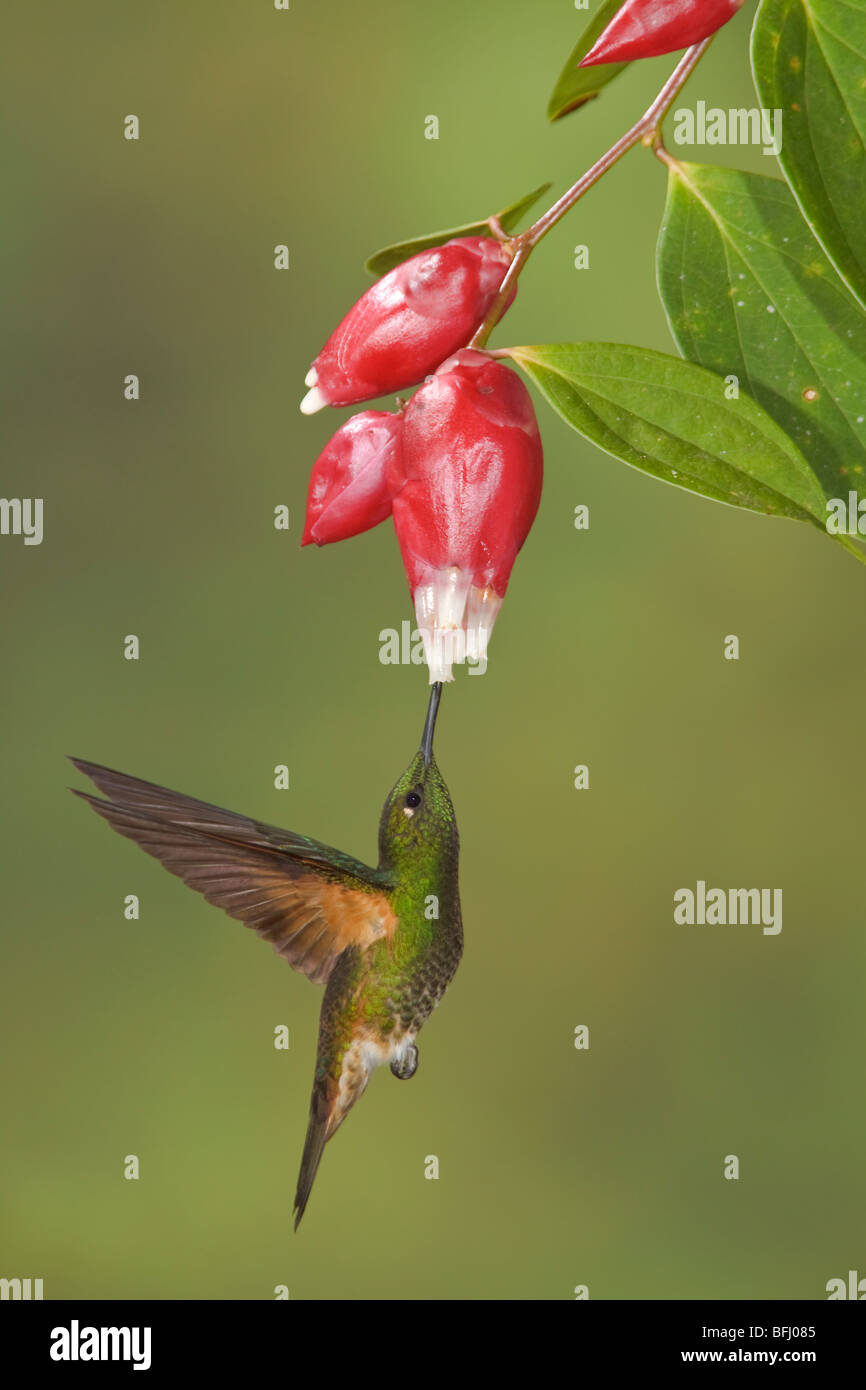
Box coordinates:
[469,38,714,350]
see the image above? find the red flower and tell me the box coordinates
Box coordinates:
[300,238,515,414]
[392,350,543,682]
[580,0,745,67]
[301,410,402,547]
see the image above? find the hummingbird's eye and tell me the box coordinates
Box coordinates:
[404,791,422,809]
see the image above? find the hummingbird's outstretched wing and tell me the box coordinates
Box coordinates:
[70,759,397,984]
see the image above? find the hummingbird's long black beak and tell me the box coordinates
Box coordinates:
[421,682,443,766]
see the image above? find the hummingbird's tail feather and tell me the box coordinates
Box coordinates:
[293,946,378,1229]
[293,1087,334,1231]
[293,1052,374,1230]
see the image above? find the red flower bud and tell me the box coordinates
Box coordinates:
[300,238,515,414]
[580,0,744,67]
[392,350,543,682]
[301,410,402,547]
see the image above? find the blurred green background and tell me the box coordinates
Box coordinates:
[2,0,863,1300]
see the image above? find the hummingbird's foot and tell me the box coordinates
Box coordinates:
[390,1042,418,1081]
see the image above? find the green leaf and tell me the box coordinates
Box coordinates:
[364,184,552,277]
[752,0,866,311]
[507,342,827,525]
[656,161,866,506]
[547,1,630,122]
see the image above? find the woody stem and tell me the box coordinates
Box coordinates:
[469,37,714,350]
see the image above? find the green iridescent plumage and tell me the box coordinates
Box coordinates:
[71,683,462,1228]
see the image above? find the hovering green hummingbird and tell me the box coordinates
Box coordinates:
[71,683,462,1228]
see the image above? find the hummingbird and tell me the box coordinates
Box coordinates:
[70,683,462,1228]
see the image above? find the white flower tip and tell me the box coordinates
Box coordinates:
[426,654,455,684]
[304,366,319,388]
[416,612,457,685]
[465,587,502,664]
[464,627,488,663]
[300,385,328,415]
[413,571,503,680]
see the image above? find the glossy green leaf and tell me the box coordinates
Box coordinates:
[508,342,827,525]
[657,161,866,506]
[547,0,630,122]
[364,184,552,276]
[752,0,866,311]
